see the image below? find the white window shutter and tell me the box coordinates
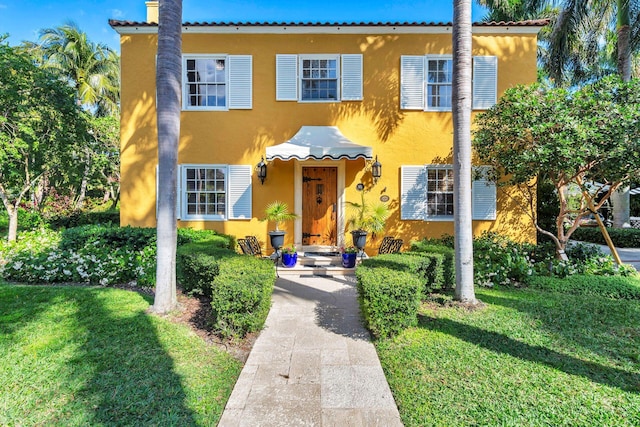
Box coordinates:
[472,166,496,220]
[472,56,497,110]
[228,55,253,109]
[228,165,252,219]
[400,56,425,110]
[276,54,298,101]
[401,166,428,220]
[176,165,182,220]
[341,54,363,101]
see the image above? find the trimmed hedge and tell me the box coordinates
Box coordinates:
[176,244,237,297]
[571,227,640,248]
[355,265,423,339]
[524,274,640,300]
[210,256,276,338]
[361,252,446,296]
[408,241,455,288]
[48,210,120,229]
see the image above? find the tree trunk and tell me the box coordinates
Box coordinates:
[75,152,91,210]
[612,0,631,227]
[452,0,477,304]
[7,205,18,242]
[152,0,182,314]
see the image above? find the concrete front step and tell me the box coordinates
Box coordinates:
[275,254,359,276]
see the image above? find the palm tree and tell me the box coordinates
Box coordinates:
[453,0,478,304]
[152,0,182,314]
[35,22,119,116]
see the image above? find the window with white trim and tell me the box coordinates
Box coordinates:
[426,167,454,216]
[183,55,253,110]
[185,166,226,218]
[427,59,453,110]
[276,54,363,102]
[400,55,497,111]
[401,165,496,221]
[169,164,252,221]
[301,57,339,100]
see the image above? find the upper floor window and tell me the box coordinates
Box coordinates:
[427,59,453,110]
[400,55,497,111]
[301,57,339,101]
[182,55,253,111]
[276,54,363,102]
[185,57,227,109]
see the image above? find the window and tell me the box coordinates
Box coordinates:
[400,55,497,111]
[401,165,496,221]
[183,55,253,110]
[164,164,252,221]
[185,166,226,218]
[276,54,363,102]
[185,57,227,109]
[427,59,452,110]
[426,168,454,216]
[301,58,338,100]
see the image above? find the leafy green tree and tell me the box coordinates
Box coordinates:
[473,76,640,256]
[0,40,85,241]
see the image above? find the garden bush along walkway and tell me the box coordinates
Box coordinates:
[218,275,403,427]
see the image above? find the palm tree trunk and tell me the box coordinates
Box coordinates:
[452,0,477,304]
[612,0,631,228]
[152,0,182,314]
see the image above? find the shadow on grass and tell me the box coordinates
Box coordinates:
[418,313,640,393]
[479,291,640,372]
[1,285,198,425]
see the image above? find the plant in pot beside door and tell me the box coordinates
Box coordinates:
[281,245,298,268]
[341,245,358,268]
[346,189,390,252]
[262,201,298,253]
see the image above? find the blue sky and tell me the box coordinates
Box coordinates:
[1,1,488,51]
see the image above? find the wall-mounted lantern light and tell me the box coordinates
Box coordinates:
[371,155,382,183]
[256,156,267,185]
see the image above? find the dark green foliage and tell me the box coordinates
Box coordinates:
[355,265,423,339]
[210,257,275,338]
[524,274,640,300]
[409,240,455,288]
[362,253,446,296]
[571,227,640,248]
[47,210,120,229]
[60,225,156,251]
[176,244,237,297]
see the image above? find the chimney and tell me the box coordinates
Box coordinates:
[146,1,159,23]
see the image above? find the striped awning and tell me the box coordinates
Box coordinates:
[266,126,372,161]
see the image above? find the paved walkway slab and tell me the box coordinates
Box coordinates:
[218,275,403,427]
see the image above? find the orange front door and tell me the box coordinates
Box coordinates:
[302,167,337,246]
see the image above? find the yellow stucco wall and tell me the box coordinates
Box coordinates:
[119,29,539,251]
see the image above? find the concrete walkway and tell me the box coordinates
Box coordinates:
[218,275,403,427]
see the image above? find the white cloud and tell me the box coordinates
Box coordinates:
[110,9,124,18]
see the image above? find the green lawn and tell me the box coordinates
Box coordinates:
[0,283,241,426]
[377,287,640,426]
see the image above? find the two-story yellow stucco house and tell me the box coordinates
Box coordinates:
[110,2,545,253]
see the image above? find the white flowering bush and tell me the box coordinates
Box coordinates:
[0,228,156,286]
[473,232,536,287]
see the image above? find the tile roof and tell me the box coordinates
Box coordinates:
[109,19,549,28]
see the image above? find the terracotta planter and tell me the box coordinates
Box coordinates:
[342,253,357,268]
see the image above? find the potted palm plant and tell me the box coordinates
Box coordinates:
[346,189,390,251]
[262,201,298,251]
